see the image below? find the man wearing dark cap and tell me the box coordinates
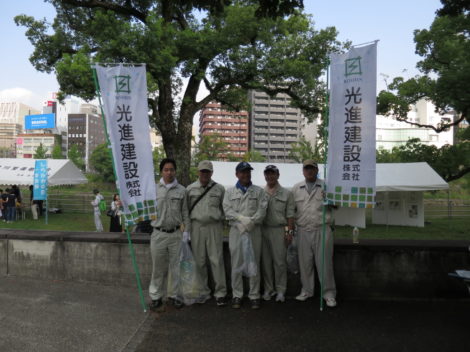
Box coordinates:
[261,165,295,303]
[291,160,337,307]
[186,160,227,306]
[223,161,268,309]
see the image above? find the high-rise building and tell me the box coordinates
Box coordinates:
[67,104,106,171]
[0,102,40,157]
[376,99,454,150]
[199,102,249,159]
[247,90,305,162]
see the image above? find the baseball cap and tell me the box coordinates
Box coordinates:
[264,165,279,173]
[303,159,318,168]
[236,161,253,172]
[198,160,213,171]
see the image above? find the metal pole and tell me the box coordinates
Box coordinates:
[91,67,147,312]
[320,61,330,312]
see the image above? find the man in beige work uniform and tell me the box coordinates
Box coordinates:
[149,158,190,311]
[186,160,227,307]
[291,159,337,308]
[261,165,295,303]
[223,161,268,309]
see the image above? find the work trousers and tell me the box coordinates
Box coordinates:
[191,221,227,298]
[229,226,262,300]
[261,226,287,295]
[149,229,182,300]
[94,211,103,232]
[297,226,336,299]
[31,204,38,220]
[6,207,16,222]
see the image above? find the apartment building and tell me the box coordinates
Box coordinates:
[199,102,249,159]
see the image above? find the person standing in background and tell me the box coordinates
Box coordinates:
[91,189,104,232]
[109,194,123,232]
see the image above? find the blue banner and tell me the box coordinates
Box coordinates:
[33,160,48,200]
[25,113,56,130]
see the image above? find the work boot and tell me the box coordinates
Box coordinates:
[216,297,227,307]
[251,299,260,310]
[149,299,163,311]
[231,297,242,309]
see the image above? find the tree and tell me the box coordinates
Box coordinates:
[67,144,85,170]
[51,144,64,159]
[89,143,115,183]
[15,0,344,185]
[289,136,322,163]
[193,134,229,163]
[242,149,266,162]
[377,0,470,180]
[34,143,48,159]
[375,138,470,182]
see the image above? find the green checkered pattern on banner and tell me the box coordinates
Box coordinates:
[326,185,375,208]
[124,199,157,225]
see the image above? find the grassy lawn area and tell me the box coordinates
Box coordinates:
[1,209,468,241]
[0,212,106,232]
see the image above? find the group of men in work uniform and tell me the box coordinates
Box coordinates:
[148,158,337,311]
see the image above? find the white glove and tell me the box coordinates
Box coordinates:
[182,231,190,243]
[237,215,255,232]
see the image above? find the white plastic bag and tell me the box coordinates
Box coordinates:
[233,232,257,277]
[173,241,205,305]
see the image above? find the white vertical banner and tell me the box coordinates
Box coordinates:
[94,64,157,225]
[326,42,377,209]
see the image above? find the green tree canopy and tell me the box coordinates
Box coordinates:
[51,144,64,159]
[193,133,229,163]
[376,0,469,180]
[34,143,48,159]
[67,144,85,170]
[89,143,115,183]
[15,0,344,185]
[288,136,322,163]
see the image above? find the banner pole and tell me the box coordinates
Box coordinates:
[91,67,148,313]
[320,60,331,311]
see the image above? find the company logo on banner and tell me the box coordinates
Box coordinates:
[33,160,48,200]
[326,42,377,208]
[94,64,157,225]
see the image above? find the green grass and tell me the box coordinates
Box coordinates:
[334,217,469,241]
[0,212,107,232]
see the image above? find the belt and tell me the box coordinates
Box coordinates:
[155,227,179,233]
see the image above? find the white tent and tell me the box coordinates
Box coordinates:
[211,161,448,228]
[0,158,87,186]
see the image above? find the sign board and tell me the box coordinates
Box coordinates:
[25,113,56,130]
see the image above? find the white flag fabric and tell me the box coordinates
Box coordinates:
[326,43,377,209]
[94,64,157,225]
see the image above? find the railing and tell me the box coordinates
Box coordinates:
[424,201,470,219]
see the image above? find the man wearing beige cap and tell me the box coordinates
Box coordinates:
[186,160,228,306]
[291,159,337,307]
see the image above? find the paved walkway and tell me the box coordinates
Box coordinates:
[0,277,146,352]
[1,277,469,352]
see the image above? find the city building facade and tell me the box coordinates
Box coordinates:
[247,90,304,162]
[199,102,249,159]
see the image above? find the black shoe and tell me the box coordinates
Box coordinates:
[173,298,184,309]
[251,299,260,310]
[231,297,242,309]
[216,297,227,307]
[149,299,163,311]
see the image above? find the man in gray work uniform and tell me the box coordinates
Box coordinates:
[186,160,227,307]
[291,159,337,308]
[223,161,267,310]
[149,158,190,311]
[261,165,295,303]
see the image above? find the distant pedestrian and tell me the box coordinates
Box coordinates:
[0,189,4,220]
[91,189,104,232]
[109,194,123,232]
[29,185,39,220]
[5,188,17,223]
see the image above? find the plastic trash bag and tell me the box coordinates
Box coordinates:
[286,237,299,274]
[173,241,205,305]
[233,232,257,277]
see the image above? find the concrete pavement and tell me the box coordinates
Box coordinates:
[0,276,147,352]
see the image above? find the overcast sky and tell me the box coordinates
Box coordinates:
[0,0,442,110]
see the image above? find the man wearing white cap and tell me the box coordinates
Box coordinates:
[291,159,337,307]
[186,160,227,307]
[223,161,268,309]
